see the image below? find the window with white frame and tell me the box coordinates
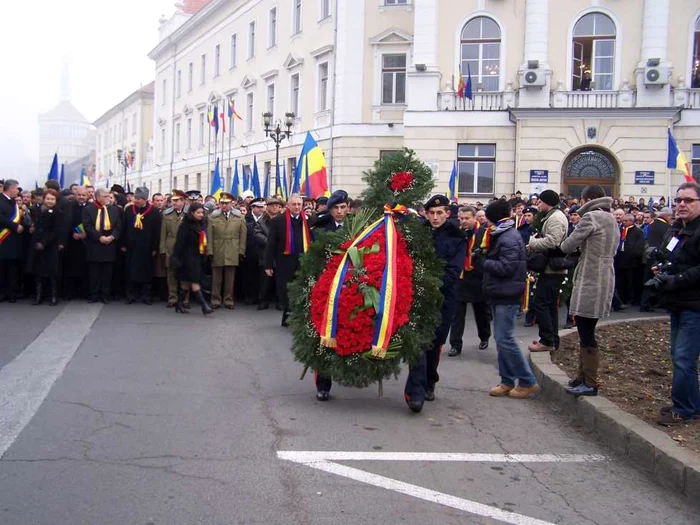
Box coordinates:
[572,13,616,91]
[187,118,192,150]
[215,45,221,76]
[196,173,201,191]
[381,54,406,104]
[161,79,167,106]
[692,144,700,182]
[175,123,181,153]
[320,0,331,19]
[246,92,254,132]
[457,144,496,195]
[293,0,302,34]
[160,127,166,157]
[188,62,193,91]
[318,62,329,110]
[460,17,501,92]
[177,70,182,98]
[384,0,408,5]
[691,17,700,88]
[248,21,256,59]
[199,112,205,147]
[230,34,238,68]
[132,113,137,135]
[269,7,277,48]
[290,73,300,115]
[200,54,206,84]
[184,174,189,189]
[267,83,275,118]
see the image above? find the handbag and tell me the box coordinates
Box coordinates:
[526,251,548,273]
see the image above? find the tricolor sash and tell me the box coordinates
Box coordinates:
[198,230,208,255]
[283,210,311,255]
[95,202,111,232]
[0,202,21,245]
[133,204,153,230]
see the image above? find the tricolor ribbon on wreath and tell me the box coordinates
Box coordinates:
[319,204,408,358]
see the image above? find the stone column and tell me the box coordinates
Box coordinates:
[518,0,551,108]
[406,0,440,111]
[636,0,671,108]
[333,0,365,123]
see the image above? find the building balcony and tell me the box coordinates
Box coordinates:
[550,89,636,109]
[437,89,516,112]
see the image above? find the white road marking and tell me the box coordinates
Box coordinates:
[0,303,102,458]
[278,450,607,525]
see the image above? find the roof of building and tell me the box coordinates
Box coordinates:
[93,82,155,126]
[181,0,213,14]
[38,101,90,123]
[149,0,224,59]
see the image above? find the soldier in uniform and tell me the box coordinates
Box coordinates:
[160,190,187,307]
[83,188,122,303]
[208,192,247,309]
[0,179,25,302]
[122,186,162,305]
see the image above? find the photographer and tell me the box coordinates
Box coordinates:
[648,182,700,426]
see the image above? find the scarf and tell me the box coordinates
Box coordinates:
[620,225,631,251]
[94,202,111,232]
[0,200,21,245]
[480,225,492,253]
[283,210,311,255]
[462,221,481,274]
[133,203,153,230]
[198,230,207,255]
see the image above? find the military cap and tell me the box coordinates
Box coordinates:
[266,197,284,206]
[171,189,187,200]
[186,190,202,200]
[250,197,266,207]
[219,192,234,203]
[424,194,450,210]
[525,206,537,215]
[327,190,348,209]
[316,196,329,206]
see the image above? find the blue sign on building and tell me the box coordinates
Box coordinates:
[634,171,655,185]
[529,170,549,183]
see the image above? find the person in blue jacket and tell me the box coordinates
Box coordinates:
[405,194,466,413]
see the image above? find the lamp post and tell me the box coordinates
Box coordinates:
[116,148,136,188]
[262,111,295,193]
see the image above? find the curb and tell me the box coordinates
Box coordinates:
[529,315,700,501]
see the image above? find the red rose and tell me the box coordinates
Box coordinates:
[390,171,414,192]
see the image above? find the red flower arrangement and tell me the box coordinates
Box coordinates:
[389,171,414,192]
[310,228,413,356]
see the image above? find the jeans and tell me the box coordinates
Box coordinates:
[670,310,700,418]
[493,304,537,387]
[531,274,564,348]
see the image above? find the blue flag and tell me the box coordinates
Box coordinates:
[59,163,65,190]
[282,162,289,200]
[251,156,262,198]
[263,163,270,198]
[210,158,223,201]
[231,159,241,196]
[47,153,59,181]
[242,164,250,191]
[447,161,458,204]
[127,182,132,194]
[465,63,473,101]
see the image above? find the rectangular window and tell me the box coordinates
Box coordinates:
[267,83,275,117]
[379,149,401,160]
[158,179,162,193]
[188,62,193,91]
[214,44,221,76]
[384,0,408,4]
[186,118,192,150]
[290,73,300,115]
[199,112,205,147]
[230,34,238,68]
[200,54,206,84]
[381,54,406,104]
[161,79,167,106]
[692,144,700,182]
[184,174,189,189]
[248,21,256,59]
[318,62,329,111]
[320,0,331,19]
[269,7,277,48]
[293,0,302,34]
[177,70,182,98]
[457,144,496,195]
[160,127,166,157]
[288,157,297,184]
[175,123,180,153]
[132,112,137,135]
[196,173,201,191]
[246,92,254,132]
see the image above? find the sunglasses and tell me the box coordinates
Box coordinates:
[674,197,700,205]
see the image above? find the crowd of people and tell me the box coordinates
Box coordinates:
[1,177,699,425]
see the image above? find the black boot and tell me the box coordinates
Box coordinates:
[32,281,43,306]
[142,284,152,305]
[281,309,289,327]
[193,289,213,315]
[49,279,58,307]
[175,288,189,314]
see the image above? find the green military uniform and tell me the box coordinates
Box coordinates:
[208,205,247,308]
[160,206,185,305]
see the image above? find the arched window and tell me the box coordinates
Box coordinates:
[572,13,616,91]
[692,17,700,88]
[460,17,501,92]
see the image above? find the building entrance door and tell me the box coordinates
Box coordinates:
[562,148,618,199]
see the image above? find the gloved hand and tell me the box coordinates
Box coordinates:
[648,273,683,291]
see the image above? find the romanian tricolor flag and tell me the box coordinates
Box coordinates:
[294,132,329,199]
[447,160,458,204]
[228,99,242,121]
[231,159,241,196]
[0,202,21,245]
[210,158,223,201]
[667,128,694,183]
[456,66,466,98]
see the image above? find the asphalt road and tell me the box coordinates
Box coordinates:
[0,300,695,525]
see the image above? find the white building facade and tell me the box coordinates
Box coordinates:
[143,0,700,201]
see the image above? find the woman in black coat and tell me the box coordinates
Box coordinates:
[172,203,213,315]
[29,189,62,305]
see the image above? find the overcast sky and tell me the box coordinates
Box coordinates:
[0,0,176,183]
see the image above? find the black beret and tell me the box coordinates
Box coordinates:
[316,196,329,206]
[424,194,450,210]
[327,190,348,209]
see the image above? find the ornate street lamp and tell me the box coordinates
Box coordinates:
[262,111,295,192]
[116,148,136,188]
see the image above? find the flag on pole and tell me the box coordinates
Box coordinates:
[47,153,59,181]
[465,63,473,101]
[251,156,262,197]
[231,159,241,196]
[80,168,92,187]
[210,158,223,201]
[228,99,242,121]
[667,128,694,183]
[263,164,270,198]
[456,66,465,98]
[59,163,65,189]
[294,132,330,198]
[275,162,284,197]
[447,161,458,204]
[220,109,226,134]
[211,104,219,136]
[242,164,250,191]
[207,106,214,125]
[127,182,132,194]
[282,162,290,201]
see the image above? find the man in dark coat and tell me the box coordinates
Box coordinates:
[122,186,161,304]
[265,194,310,327]
[614,213,645,306]
[449,205,491,356]
[0,179,25,302]
[83,188,122,303]
[640,208,672,311]
[311,190,349,401]
[405,195,466,413]
[243,198,266,304]
[64,186,89,299]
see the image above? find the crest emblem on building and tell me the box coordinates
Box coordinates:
[587,127,597,139]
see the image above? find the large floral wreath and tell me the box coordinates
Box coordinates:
[288,149,444,388]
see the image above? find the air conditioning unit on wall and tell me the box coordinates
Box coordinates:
[521,69,546,88]
[644,65,669,86]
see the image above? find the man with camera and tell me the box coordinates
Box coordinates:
[648,182,700,426]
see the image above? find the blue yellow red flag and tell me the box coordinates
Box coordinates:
[447,161,458,204]
[294,132,329,199]
[210,158,223,201]
[667,128,694,183]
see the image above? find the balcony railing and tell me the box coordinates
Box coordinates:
[550,90,633,109]
[438,90,515,111]
[687,89,700,109]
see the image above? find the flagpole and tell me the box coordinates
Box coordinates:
[221,106,225,189]
[206,106,212,193]
[212,102,218,196]
[228,105,233,176]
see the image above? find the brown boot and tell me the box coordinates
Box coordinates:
[528,341,554,352]
[489,384,514,397]
[581,346,600,389]
[568,351,585,387]
[509,384,541,399]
